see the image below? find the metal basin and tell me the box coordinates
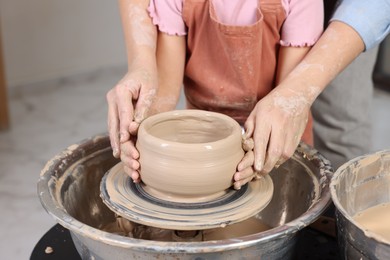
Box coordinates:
[38,135,332,259]
[330,150,390,259]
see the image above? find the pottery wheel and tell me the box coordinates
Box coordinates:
[100,163,274,230]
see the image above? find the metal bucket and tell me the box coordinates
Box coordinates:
[38,135,332,259]
[330,150,390,259]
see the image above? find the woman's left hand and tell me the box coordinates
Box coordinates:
[234,86,312,188]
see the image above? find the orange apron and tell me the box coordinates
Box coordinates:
[182,0,313,145]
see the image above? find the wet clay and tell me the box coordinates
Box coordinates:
[102,216,271,242]
[353,202,390,244]
[136,110,245,199]
[203,217,271,240]
[101,163,274,230]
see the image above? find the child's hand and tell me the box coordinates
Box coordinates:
[120,138,142,183]
[107,68,157,180]
[233,137,259,189]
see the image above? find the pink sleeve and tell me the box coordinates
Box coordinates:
[148,0,187,36]
[280,0,324,47]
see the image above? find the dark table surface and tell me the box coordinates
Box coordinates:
[30,224,341,260]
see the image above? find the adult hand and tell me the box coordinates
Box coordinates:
[238,87,311,186]
[106,68,157,182]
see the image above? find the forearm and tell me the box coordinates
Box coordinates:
[118,0,157,71]
[108,0,158,166]
[276,46,310,84]
[277,21,365,103]
[149,33,186,115]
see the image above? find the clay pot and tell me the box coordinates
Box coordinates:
[136,110,244,201]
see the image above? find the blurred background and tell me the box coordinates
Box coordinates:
[0,1,126,258]
[0,1,389,259]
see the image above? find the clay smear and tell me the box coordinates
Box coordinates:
[128,4,155,48]
[203,217,271,240]
[102,216,271,241]
[353,202,390,244]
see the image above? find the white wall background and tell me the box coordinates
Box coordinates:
[0,0,127,88]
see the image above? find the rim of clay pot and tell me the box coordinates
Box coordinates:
[38,135,333,253]
[137,110,242,151]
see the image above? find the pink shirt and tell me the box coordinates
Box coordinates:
[149,0,323,47]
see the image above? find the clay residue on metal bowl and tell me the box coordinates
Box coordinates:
[331,150,390,245]
[38,135,333,259]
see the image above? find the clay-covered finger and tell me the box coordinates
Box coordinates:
[237,150,254,172]
[262,128,286,173]
[123,165,141,183]
[116,84,136,143]
[234,163,255,182]
[233,176,255,190]
[242,137,254,152]
[252,119,271,172]
[107,91,120,158]
[131,88,156,134]
[120,152,140,171]
[120,140,139,159]
[243,119,254,140]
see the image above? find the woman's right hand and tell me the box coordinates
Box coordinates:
[106,68,158,181]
